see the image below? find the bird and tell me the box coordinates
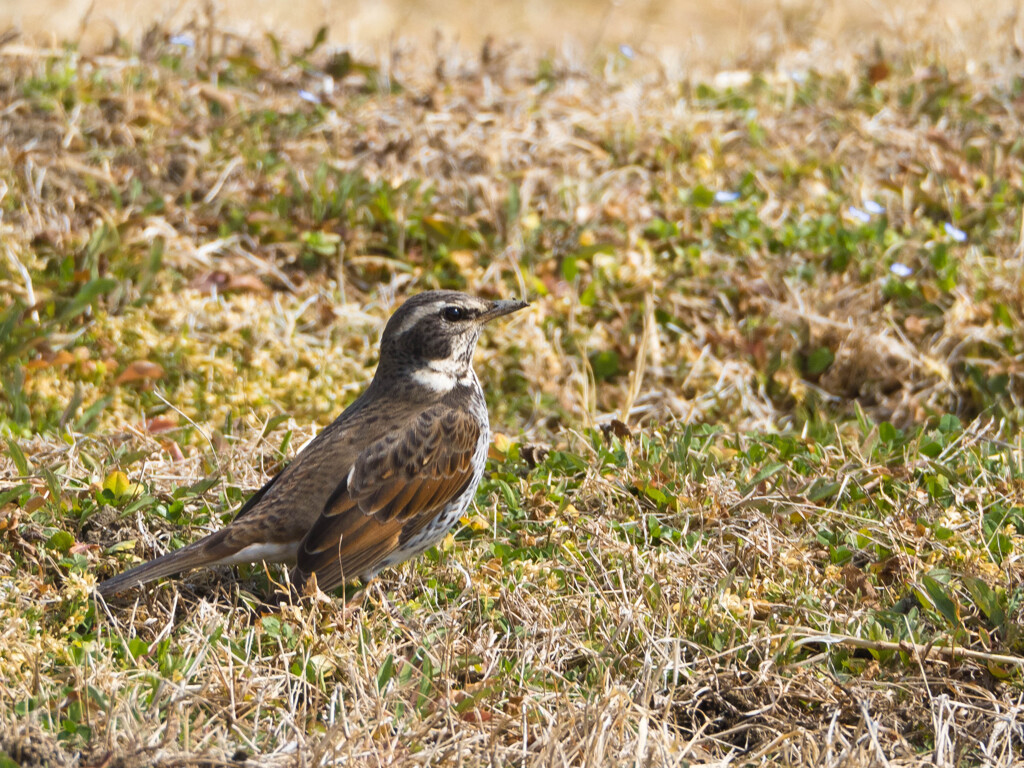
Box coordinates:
[96,290,529,598]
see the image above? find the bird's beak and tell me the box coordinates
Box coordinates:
[482,298,529,322]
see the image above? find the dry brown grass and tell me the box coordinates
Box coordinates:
[1,12,1024,767]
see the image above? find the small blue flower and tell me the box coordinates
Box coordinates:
[847,206,871,223]
[298,89,320,104]
[890,262,913,278]
[169,34,194,48]
[714,190,740,203]
[863,200,884,215]
[944,222,967,242]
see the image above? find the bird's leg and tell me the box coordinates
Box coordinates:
[357,578,405,620]
[340,578,377,611]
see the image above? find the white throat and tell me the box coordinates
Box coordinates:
[411,358,472,392]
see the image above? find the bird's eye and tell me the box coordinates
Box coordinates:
[441,306,465,322]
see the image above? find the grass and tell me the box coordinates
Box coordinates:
[1,14,1024,767]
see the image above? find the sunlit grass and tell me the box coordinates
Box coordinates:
[1,21,1023,766]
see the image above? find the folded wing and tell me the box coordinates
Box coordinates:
[295,405,481,592]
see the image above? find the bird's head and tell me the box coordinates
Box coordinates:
[376,290,529,392]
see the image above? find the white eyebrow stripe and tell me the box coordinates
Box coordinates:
[390,303,441,338]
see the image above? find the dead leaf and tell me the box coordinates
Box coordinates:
[451,689,493,723]
[191,270,269,295]
[601,419,632,442]
[488,432,512,460]
[842,563,878,601]
[116,361,165,385]
[0,506,21,533]
[23,496,46,514]
[145,416,178,433]
[520,442,550,467]
[160,439,186,462]
[874,555,909,586]
[904,315,928,337]
[867,60,890,84]
[24,350,76,370]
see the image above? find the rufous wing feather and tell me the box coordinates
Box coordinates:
[295,406,481,591]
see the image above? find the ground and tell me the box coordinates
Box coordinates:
[1,7,1023,767]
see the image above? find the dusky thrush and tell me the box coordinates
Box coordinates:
[96,290,528,597]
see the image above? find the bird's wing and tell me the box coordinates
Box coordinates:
[295,405,481,592]
[232,470,282,520]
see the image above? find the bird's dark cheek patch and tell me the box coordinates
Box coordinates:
[429,340,454,360]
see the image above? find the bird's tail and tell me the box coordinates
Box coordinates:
[95,540,216,598]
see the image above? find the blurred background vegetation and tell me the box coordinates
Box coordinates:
[3,0,1021,73]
